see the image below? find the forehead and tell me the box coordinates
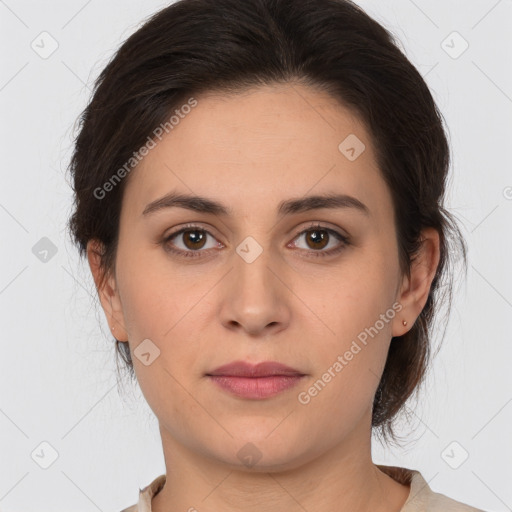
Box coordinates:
[121,83,392,222]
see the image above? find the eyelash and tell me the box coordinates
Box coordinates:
[161,222,350,259]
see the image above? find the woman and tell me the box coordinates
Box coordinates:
[67,0,484,510]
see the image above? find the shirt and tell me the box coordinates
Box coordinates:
[119,464,485,511]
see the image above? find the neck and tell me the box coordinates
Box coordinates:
[151,412,410,512]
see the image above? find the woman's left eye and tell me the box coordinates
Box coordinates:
[289,224,350,257]
[162,223,350,259]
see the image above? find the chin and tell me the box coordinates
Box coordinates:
[212,429,309,472]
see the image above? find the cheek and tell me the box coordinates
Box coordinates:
[116,242,187,338]
[115,245,213,382]
[302,255,397,346]
[117,258,204,427]
[296,248,398,397]
[296,299,394,439]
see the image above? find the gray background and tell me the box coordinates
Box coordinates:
[0,0,511,510]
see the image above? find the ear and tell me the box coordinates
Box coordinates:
[392,227,441,337]
[86,239,129,342]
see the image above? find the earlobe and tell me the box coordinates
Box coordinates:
[392,228,441,337]
[86,239,129,342]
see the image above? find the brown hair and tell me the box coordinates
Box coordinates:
[67,0,467,444]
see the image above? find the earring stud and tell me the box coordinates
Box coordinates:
[402,320,407,326]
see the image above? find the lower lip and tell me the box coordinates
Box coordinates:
[207,375,304,399]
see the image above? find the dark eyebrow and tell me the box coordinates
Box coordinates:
[142,190,370,217]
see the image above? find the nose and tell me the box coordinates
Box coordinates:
[218,239,291,337]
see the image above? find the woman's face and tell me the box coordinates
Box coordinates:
[91,83,426,470]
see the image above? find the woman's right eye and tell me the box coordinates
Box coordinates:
[163,226,221,258]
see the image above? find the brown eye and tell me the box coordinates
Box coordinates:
[163,226,220,257]
[181,229,207,250]
[291,224,350,258]
[162,223,349,260]
[304,228,329,250]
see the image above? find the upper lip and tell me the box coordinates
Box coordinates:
[206,360,305,377]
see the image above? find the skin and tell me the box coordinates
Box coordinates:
[88,82,440,512]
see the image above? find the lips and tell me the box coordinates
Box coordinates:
[206,361,307,399]
[206,360,305,377]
